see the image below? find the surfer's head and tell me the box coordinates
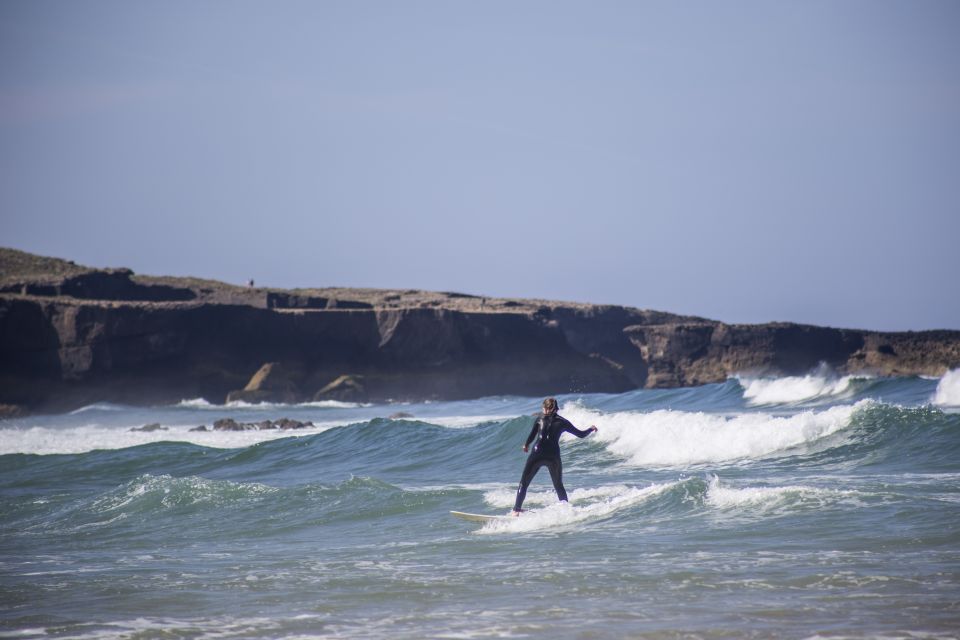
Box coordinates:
[542,397,558,415]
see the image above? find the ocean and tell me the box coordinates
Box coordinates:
[2,370,959,639]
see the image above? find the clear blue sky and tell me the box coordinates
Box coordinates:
[1,1,958,331]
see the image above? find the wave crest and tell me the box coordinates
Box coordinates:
[737,371,865,406]
[933,369,960,407]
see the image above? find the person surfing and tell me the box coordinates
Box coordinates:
[511,397,598,516]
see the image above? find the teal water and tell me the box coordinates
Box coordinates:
[2,372,959,639]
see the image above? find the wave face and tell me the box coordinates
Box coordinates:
[2,374,959,639]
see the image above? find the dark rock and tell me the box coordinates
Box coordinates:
[0,404,26,419]
[213,418,247,431]
[130,422,166,432]
[267,293,329,309]
[208,417,312,431]
[275,418,313,429]
[190,425,208,432]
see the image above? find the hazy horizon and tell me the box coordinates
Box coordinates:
[2,1,958,331]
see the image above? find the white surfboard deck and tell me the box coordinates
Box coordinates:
[450,510,512,523]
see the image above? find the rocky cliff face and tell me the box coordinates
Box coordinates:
[1,248,958,413]
[623,322,960,387]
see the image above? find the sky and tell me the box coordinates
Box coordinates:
[1,1,958,331]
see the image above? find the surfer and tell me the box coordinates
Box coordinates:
[512,397,598,516]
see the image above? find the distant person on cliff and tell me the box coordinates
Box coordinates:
[512,397,598,516]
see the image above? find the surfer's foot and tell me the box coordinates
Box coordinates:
[510,510,522,517]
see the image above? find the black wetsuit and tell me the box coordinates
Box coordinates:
[513,412,593,512]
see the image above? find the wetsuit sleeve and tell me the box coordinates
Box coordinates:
[559,416,593,438]
[523,419,539,448]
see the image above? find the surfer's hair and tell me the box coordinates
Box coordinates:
[542,397,558,414]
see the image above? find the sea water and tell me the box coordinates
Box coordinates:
[2,371,959,639]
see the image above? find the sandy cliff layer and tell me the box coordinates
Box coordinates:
[1,248,958,413]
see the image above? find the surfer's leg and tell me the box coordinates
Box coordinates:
[545,458,568,503]
[513,457,545,513]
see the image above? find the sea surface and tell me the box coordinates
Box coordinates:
[2,370,960,639]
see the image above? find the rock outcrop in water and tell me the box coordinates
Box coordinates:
[1,247,958,414]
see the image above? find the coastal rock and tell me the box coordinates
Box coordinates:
[314,375,366,402]
[210,417,313,431]
[130,422,166,432]
[622,322,960,387]
[226,362,301,404]
[213,418,248,431]
[847,332,960,377]
[273,418,313,430]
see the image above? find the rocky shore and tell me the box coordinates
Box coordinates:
[1,247,958,415]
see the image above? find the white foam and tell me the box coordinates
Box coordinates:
[932,368,960,407]
[10,616,289,640]
[174,397,369,409]
[737,372,862,405]
[0,422,344,455]
[175,397,215,408]
[224,399,368,409]
[560,400,866,467]
[705,474,861,512]
[477,482,677,533]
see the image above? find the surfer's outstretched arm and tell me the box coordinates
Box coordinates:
[559,417,598,439]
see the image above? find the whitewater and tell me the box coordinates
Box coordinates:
[1,370,959,639]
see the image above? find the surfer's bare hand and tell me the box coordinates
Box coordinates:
[590,426,598,434]
[522,445,528,453]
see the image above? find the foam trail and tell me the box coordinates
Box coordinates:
[561,400,866,467]
[478,482,677,533]
[737,372,861,405]
[932,369,960,407]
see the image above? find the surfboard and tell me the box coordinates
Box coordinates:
[450,510,511,523]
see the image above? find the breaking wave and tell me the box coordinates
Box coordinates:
[736,371,867,406]
[561,400,867,467]
[932,369,960,407]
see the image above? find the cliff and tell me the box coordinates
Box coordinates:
[1,248,958,414]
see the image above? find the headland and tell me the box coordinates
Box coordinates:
[1,247,958,415]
